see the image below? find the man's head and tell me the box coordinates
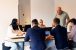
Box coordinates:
[32,19,38,27]
[68,18,76,26]
[52,18,60,27]
[57,7,63,15]
[39,19,44,25]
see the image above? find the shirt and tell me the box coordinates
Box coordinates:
[5,26,19,41]
[56,11,69,27]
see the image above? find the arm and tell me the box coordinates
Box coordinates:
[24,29,30,42]
[7,26,17,38]
[50,29,55,36]
[66,13,70,25]
[41,29,46,41]
[45,29,55,40]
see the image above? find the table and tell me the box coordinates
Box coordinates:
[8,34,56,50]
[8,34,26,50]
[10,36,25,42]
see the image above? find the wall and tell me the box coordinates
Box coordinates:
[55,0,76,19]
[31,0,55,27]
[19,0,76,27]
[18,0,55,27]
[19,0,31,26]
[0,0,18,50]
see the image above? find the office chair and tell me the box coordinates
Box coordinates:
[24,25,31,32]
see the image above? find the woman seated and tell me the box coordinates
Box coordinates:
[4,18,24,50]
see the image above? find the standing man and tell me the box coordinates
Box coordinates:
[24,19,46,50]
[51,18,69,50]
[56,7,70,27]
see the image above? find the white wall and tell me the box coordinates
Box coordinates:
[31,0,55,27]
[18,0,76,27]
[18,0,55,27]
[55,0,76,19]
[19,0,31,26]
[0,0,18,49]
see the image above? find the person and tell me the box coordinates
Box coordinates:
[67,22,73,33]
[39,19,46,28]
[67,19,74,50]
[55,7,70,27]
[4,18,24,50]
[68,18,76,50]
[51,18,68,50]
[38,19,56,50]
[24,19,46,50]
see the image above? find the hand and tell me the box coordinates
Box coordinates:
[45,35,54,41]
[17,31,24,36]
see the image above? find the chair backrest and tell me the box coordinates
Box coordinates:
[42,27,52,35]
[24,25,31,32]
[42,27,52,31]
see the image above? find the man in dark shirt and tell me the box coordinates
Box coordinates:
[24,19,46,50]
[51,18,68,50]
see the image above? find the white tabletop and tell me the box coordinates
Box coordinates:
[8,34,26,42]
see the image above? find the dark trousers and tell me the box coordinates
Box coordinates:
[68,40,73,50]
[73,42,76,48]
[57,47,69,50]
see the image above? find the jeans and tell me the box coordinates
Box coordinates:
[5,41,24,50]
[45,40,57,50]
[15,42,24,50]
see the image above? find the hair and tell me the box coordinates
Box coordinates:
[40,19,43,21]
[40,19,43,23]
[53,18,60,25]
[32,19,38,25]
[68,18,76,25]
[11,18,19,30]
[58,7,61,9]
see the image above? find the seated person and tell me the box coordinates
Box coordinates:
[25,19,46,50]
[51,18,69,50]
[67,20,73,33]
[39,19,46,28]
[68,18,76,50]
[4,18,24,50]
[67,19,74,50]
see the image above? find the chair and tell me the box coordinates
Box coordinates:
[24,25,31,32]
[2,43,11,50]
